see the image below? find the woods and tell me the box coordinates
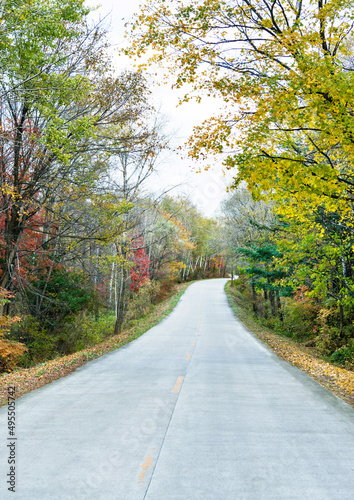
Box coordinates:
[0,0,227,371]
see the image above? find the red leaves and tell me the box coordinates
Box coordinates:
[130,237,150,293]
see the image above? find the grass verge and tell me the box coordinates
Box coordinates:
[0,282,192,407]
[225,282,354,409]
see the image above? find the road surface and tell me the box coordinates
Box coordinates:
[0,279,354,499]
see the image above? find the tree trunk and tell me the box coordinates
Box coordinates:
[339,303,344,337]
[114,263,128,335]
[276,291,283,322]
[252,282,258,317]
[269,289,276,317]
[109,262,115,309]
[186,261,191,280]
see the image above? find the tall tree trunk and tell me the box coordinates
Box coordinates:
[276,291,283,322]
[186,261,191,280]
[252,281,258,317]
[339,303,344,337]
[109,262,115,308]
[269,290,276,317]
[114,263,128,335]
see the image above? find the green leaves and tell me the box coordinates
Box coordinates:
[0,0,88,77]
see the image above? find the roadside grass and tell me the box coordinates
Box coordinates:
[225,282,354,408]
[0,282,192,407]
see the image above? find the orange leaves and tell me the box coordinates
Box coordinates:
[0,338,27,373]
[0,288,26,373]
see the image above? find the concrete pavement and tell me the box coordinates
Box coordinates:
[0,279,354,499]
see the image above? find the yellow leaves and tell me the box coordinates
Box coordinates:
[126,0,354,227]
[165,261,187,280]
[260,18,275,29]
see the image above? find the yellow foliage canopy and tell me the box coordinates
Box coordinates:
[127,0,354,221]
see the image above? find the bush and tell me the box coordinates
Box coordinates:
[314,307,344,355]
[54,311,115,355]
[0,289,26,372]
[0,337,27,372]
[9,316,55,366]
[230,273,248,292]
[125,280,161,323]
[282,298,320,341]
[28,268,97,324]
[330,341,354,366]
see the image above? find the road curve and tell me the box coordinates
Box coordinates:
[0,279,354,499]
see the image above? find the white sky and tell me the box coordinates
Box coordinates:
[86,0,232,217]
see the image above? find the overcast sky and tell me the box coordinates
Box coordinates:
[86,0,232,217]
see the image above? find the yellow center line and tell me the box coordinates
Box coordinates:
[192,341,196,346]
[172,375,184,393]
[186,353,191,361]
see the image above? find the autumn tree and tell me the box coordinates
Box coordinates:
[145,195,226,281]
[129,237,150,293]
[128,0,354,217]
[103,122,166,334]
[0,288,25,371]
[0,0,155,317]
[275,207,354,336]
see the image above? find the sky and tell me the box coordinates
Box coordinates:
[86,0,232,217]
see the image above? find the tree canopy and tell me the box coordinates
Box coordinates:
[128,0,354,220]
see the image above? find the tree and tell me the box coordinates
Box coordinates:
[106,123,166,335]
[238,244,290,320]
[0,0,154,316]
[127,0,354,219]
[276,207,354,336]
[130,237,150,293]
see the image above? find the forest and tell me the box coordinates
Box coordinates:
[1,0,354,373]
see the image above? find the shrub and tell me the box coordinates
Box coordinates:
[0,337,27,372]
[282,298,320,341]
[330,341,354,366]
[9,316,55,366]
[51,310,116,355]
[28,268,97,323]
[315,307,343,355]
[0,289,26,372]
[125,280,161,322]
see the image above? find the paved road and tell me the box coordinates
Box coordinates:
[0,279,354,499]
